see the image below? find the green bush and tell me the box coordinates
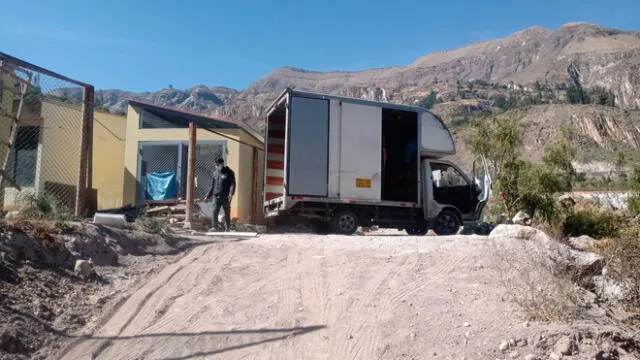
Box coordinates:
[16,191,71,222]
[468,115,576,222]
[561,208,621,239]
[417,91,438,109]
[136,215,168,235]
[628,167,640,215]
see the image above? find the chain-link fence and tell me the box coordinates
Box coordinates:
[0,52,94,219]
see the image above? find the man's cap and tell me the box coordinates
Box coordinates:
[215,157,225,164]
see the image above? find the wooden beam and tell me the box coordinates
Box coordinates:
[184,121,197,227]
[0,52,91,88]
[75,86,94,217]
[251,146,258,223]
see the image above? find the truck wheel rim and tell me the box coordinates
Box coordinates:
[339,215,355,232]
[437,214,457,234]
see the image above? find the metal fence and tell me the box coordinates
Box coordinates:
[0,52,94,218]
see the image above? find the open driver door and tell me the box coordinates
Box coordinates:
[472,155,492,220]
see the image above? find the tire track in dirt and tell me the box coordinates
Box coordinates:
[267,247,303,356]
[57,244,214,360]
[80,263,185,359]
[344,250,468,360]
[149,246,236,334]
[330,253,398,359]
[342,253,418,360]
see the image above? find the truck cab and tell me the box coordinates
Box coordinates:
[418,156,491,235]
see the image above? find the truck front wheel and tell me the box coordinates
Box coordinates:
[331,210,359,235]
[432,209,461,236]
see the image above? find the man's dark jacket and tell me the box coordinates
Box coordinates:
[206,166,236,199]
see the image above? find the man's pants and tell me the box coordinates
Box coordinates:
[212,196,231,230]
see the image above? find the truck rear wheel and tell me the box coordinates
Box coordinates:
[331,210,359,235]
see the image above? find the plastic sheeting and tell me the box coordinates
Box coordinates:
[145,171,178,200]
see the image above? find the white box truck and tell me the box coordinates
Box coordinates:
[263,88,492,235]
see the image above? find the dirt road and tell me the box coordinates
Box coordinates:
[54,230,608,360]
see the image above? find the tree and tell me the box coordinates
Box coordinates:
[567,84,589,104]
[468,115,523,217]
[492,95,507,109]
[589,86,615,106]
[614,151,627,182]
[418,91,438,109]
[534,81,542,91]
[567,62,589,104]
[168,84,174,90]
[628,168,640,216]
[468,115,576,220]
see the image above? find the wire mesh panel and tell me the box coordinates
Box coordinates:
[0,52,93,218]
[194,141,227,219]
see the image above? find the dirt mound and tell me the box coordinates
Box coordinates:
[55,228,640,360]
[0,220,204,360]
[0,222,76,272]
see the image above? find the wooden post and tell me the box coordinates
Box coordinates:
[75,86,94,218]
[185,121,197,228]
[251,146,258,223]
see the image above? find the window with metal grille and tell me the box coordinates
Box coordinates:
[11,126,40,187]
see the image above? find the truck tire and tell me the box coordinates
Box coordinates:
[432,209,461,236]
[331,210,359,235]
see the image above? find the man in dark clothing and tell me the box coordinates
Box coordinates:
[202,157,236,231]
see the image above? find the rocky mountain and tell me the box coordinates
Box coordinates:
[88,22,640,170]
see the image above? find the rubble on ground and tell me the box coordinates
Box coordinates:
[513,211,533,226]
[496,328,640,360]
[0,220,201,360]
[144,199,211,230]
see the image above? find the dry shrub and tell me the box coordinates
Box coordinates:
[606,219,640,308]
[513,276,582,323]
[135,214,169,235]
[497,242,583,323]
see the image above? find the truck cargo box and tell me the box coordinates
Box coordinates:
[264,88,455,211]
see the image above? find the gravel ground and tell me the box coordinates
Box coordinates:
[49,227,639,360]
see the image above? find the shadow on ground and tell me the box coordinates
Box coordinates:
[61,325,327,360]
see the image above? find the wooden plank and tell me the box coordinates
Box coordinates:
[146,205,171,214]
[185,121,197,226]
[205,231,258,237]
[251,146,258,223]
[145,198,179,205]
[75,86,93,217]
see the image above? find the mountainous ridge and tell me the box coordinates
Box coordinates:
[75,22,640,171]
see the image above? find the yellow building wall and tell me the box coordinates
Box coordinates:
[123,104,265,223]
[39,101,82,188]
[93,111,126,210]
[1,98,126,212]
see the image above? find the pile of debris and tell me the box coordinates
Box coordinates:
[144,199,211,230]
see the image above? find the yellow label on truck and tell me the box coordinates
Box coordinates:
[355,178,372,188]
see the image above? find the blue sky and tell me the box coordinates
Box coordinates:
[1,0,638,92]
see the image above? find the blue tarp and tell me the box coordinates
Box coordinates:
[145,171,178,200]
